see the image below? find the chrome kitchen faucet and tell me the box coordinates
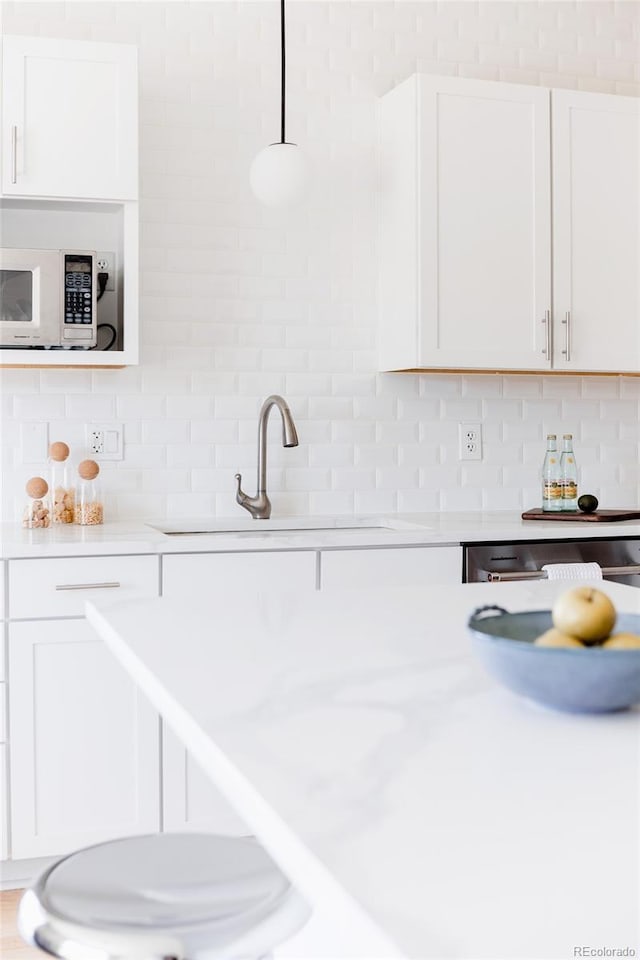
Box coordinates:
[235,395,299,519]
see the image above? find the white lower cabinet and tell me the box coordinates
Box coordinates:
[2,541,462,862]
[9,618,160,859]
[319,545,462,590]
[162,727,249,836]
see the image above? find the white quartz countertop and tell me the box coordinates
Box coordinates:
[87,580,640,960]
[2,510,639,558]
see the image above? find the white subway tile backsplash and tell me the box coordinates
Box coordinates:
[483,487,524,511]
[581,420,620,443]
[142,420,190,445]
[355,444,397,468]
[332,421,376,444]
[1,0,638,521]
[141,468,190,494]
[15,396,66,421]
[442,487,484,511]
[309,491,354,515]
[354,489,398,514]
[376,467,420,491]
[398,444,439,468]
[117,395,165,420]
[309,444,354,469]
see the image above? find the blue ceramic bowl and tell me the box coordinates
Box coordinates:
[468,606,640,714]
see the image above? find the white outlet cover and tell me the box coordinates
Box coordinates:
[458,422,482,461]
[85,422,124,461]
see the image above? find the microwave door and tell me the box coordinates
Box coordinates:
[0,249,60,346]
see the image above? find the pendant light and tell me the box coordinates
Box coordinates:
[250,0,309,207]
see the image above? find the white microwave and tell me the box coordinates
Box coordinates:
[0,248,97,349]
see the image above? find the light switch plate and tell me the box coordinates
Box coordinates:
[21,422,48,464]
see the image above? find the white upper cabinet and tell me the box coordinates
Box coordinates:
[379,75,551,372]
[552,89,639,374]
[379,75,639,375]
[1,35,138,200]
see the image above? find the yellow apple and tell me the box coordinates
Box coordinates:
[534,628,584,649]
[551,587,616,643]
[602,633,640,650]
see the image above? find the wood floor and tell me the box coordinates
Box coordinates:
[0,890,42,959]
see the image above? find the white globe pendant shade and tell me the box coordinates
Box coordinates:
[249,142,309,207]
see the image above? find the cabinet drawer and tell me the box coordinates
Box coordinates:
[9,555,159,619]
[0,684,5,742]
[320,545,463,590]
[0,561,5,620]
[162,551,317,598]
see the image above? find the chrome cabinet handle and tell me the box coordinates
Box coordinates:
[562,310,571,361]
[11,125,17,184]
[480,566,640,582]
[541,309,551,357]
[55,582,121,591]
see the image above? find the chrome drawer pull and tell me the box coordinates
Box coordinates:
[562,310,571,361]
[481,565,640,582]
[541,309,551,357]
[55,582,121,591]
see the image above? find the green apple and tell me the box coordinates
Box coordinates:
[551,587,616,643]
[534,628,584,649]
[602,632,640,650]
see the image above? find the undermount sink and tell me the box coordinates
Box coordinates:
[148,517,427,537]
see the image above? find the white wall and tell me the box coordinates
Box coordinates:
[1,0,639,522]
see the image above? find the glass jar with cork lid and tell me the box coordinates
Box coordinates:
[76,460,103,525]
[49,441,75,524]
[23,477,51,528]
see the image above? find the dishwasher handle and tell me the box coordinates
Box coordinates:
[479,565,640,582]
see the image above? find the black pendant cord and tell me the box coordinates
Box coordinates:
[280,0,286,143]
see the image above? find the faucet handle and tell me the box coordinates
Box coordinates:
[234,473,246,505]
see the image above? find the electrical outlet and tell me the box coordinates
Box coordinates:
[459,422,482,461]
[96,251,116,291]
[85,423,124,461]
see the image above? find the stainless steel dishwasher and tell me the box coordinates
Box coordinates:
[464,537,640,586]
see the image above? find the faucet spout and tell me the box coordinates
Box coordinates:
[235,395,299,520]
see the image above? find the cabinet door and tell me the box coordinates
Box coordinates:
[552,90,639,373]
[9,619,159,859]
[162,551,318,598]
[380,76,552,372]
[163,727,249,836]
[2,35,138,200]
[320,546,462,591]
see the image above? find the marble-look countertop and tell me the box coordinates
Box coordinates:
[87,579,640,960]
[2,510,639,558]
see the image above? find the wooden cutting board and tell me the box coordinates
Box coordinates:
[522,508,640,522]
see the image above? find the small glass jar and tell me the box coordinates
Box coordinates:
[23,477,51,529]
[76,459,103,525]
[49,440,75,524]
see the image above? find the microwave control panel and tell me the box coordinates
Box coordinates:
[62,252,97,344]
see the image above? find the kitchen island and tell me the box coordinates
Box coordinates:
[86,580,640,960]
